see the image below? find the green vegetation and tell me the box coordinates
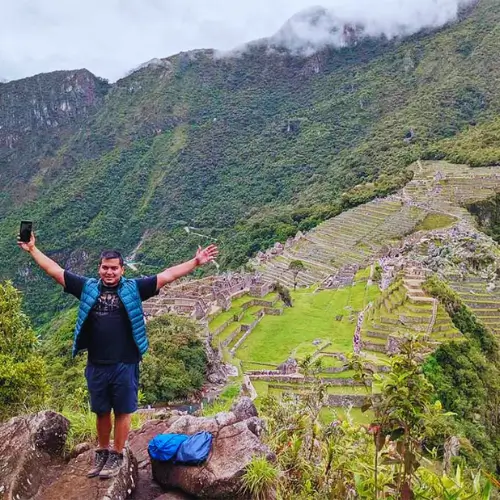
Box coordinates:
[468,193,500,243]
[61,404,146,453]
[201,384,241,417]
[140,315,207,404]
[415,213,458,232]
[423,275,500,472]
[247,342,494,499]
[288,260,305,290]
[319,406,374,425]
[0,281,49,420]
[427,116,500,167]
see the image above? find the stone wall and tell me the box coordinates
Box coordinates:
[248,374,368,387]
[361,341,387,353]
[326,394,367,407]
[322,366,350,374]
[212,319,234,337]
[249,283,274,297]
[221,326,243,349]
[387,335,405,355]
[263,307,283,316]
[230,314,264,354]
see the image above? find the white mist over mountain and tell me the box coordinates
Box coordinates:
[226,0,477,56]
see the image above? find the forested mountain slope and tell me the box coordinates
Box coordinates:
[1,0,500,323]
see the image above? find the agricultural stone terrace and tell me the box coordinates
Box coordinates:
[254,161,500,288]
[449,278,500,336]
[361,266,462,358]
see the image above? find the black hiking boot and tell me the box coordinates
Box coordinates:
[87,448,109,478]
[99,450,124,479]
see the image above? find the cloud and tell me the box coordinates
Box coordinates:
[230,0,477,56]
[0,0,476,82]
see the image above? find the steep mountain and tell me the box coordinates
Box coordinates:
[1,0,500,323]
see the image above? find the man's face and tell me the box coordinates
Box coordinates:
[98,258,124,287]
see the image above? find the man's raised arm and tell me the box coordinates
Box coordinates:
[18,232,65,287]
[156,244,218,290]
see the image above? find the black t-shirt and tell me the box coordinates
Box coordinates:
[64,271,158,364]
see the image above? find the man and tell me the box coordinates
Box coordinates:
[18,232,218,479]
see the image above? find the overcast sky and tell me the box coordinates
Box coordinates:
[1,0,473,83]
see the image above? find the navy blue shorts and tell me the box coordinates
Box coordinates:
[85,362,139,415]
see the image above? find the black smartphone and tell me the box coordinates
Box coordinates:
[19,220,33,243]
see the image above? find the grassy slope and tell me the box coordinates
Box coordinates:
[236,283,379,366]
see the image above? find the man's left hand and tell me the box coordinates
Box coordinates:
[195,244,219,266]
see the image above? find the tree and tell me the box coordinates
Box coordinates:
[0,281,49,419]
[140,315,207,404]
[288,260,305,291]
[274,283,292,307]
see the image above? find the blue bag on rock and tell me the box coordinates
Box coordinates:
[175,431,213,465]
[148,433,189,461]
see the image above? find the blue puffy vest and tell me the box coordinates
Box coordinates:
[71,277,149,358]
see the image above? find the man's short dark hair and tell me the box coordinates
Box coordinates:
[99,250,124,266]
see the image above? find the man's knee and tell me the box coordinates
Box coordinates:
[96,411,112,420]
[114,412,133,420]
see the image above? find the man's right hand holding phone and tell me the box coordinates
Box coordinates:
[17,231,36,253]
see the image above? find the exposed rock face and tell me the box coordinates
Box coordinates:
[129,399,273,499]
[0,69,108,152]
[35,448,138,500]
[230,397,258,421]
[0,411,69,500]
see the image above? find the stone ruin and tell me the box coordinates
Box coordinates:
[322,264,359,289]
[252,232,306,266]
[143,272,274,322]
[277,358,299,375]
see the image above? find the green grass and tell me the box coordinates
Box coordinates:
[355,266,371,281]
[261,292,279,302]
[319,370,357,379]
[318,356,346,369]
[242,361,278,370]
[61,405,145,452]
[293,340,330,360]
[217,323,241,344]
[231,295,255,308]
[236,283,380,365]
[252,380,373,425]
[326,386,370,395]
[209,295,263,332]
[209,309,237,332]
[415,213,458,232]
[202,384,241,417]
[319,407,374,425]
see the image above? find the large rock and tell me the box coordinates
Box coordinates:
[230,397,258,420]
[153,492,193,500]
[0,410,69,500]
[147,399,274,499]
[35,448,138,500]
